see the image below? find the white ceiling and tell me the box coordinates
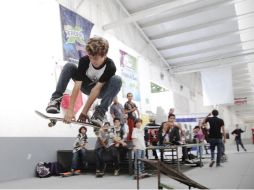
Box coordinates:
[103,0,254,123]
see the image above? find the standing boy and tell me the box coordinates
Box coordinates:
[124,92,139,140]
[110,96,126,131]
[132,118,147,178]
[203,110,226,167]
[231,124,247,152]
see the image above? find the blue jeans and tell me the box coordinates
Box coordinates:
[95,148,106,171]
[51,63,122,113]
[209,138,222,164]
[71,149,86,170]
[197,145,203,158]
[134,149,145,175]
[236,138,245,151]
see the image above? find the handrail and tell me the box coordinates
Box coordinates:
[136,159,208,189]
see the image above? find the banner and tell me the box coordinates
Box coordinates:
[59,5,94,63]
[119,50,140,101]
[201,67,234,106]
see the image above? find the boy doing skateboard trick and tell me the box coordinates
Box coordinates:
[46,36,122,131]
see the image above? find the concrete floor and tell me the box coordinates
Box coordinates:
[0,143,253,189]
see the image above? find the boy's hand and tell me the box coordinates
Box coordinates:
[78,113,89,123]
[64,110,75,123]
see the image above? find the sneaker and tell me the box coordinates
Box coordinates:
[91,106,105,128]
[141,171,148,176]
[216,163,222,167]
[73,169,81,175]
[99,171,104,176]
[133,174,142,179]
[184,159,193,164]
[96,170,103,177]
[60,171,73,177]
[46,97,62,113]
[114,169,120,176]
[209,160,215,167]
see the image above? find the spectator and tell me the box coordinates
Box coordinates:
[231,124,247,152]
[110,96,126,132]
[124,92,139,140]
[203,110,226,167]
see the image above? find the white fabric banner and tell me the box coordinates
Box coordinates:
[201,67,234,106]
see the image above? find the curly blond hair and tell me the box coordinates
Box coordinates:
[86,36,109,56]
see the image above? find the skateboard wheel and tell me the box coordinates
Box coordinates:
[48,122,54,127]
[48,120,57,127]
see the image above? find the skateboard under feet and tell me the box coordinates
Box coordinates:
[35,110,101,133]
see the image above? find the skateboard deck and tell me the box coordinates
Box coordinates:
[35,110,100,132]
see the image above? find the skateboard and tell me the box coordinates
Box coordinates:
[35,110,100,132]
[60,171,80,177]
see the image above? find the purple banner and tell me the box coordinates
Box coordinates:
[59,5,94,63]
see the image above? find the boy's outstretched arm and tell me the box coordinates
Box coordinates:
[64,81,82,123]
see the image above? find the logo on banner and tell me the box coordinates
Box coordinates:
[64,25,85,45]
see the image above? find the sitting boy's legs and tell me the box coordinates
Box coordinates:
[95,148,105,175]
[71,151,81,174]
[110,146,120,175]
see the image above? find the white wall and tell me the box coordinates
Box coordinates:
[0,0,78,137]
[0,0,173,137]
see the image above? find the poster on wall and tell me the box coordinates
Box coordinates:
[59,5,94,64]
[59,5,94,112]
[119,50,140,101]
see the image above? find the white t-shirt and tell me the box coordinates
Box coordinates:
[132,127,146,150]
[86,62,106,82]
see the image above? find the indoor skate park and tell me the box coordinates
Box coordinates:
[1,0,254,189]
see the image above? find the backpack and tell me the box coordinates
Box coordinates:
[36,162,51,178]
[36,162,61,178]
[49,162,61,176]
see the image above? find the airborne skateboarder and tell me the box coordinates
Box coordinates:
[46,36,122,132]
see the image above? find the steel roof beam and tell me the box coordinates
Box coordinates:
[103,0,200,30]
[168,49,254,66]
[150,11,254,41]
[171,57,254,74]
[141,0,243,29]
[112,0,170,69]
[158,26,254,51]
[164,39,254,60]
